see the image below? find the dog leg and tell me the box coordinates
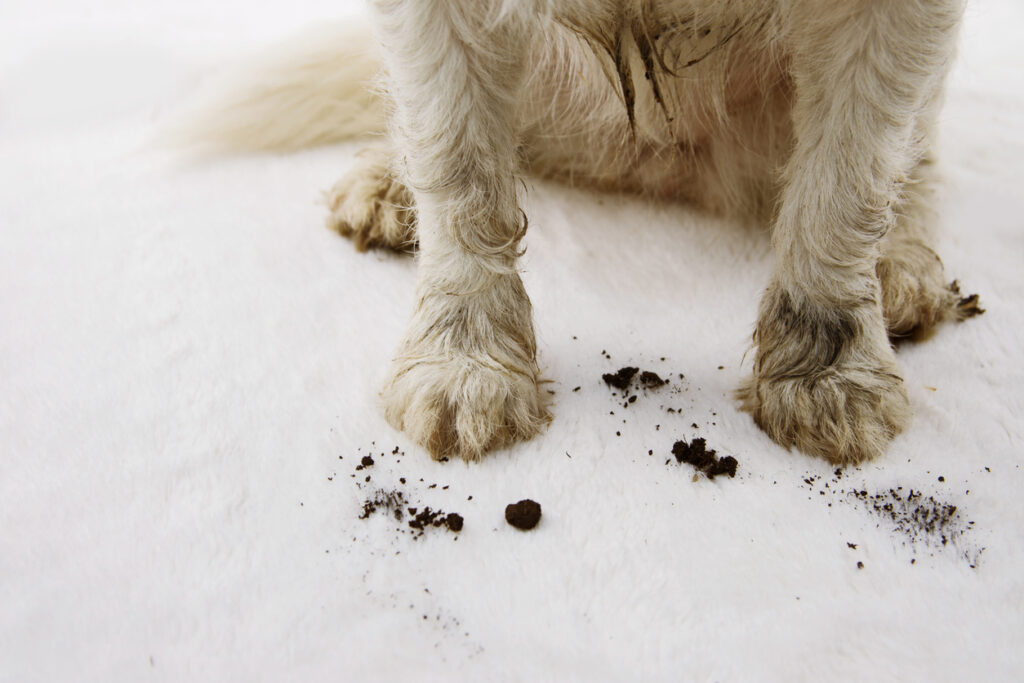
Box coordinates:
[739,1,964,464]
[370,1,549,461]
[877,153,982,338]
[326,141,417,253]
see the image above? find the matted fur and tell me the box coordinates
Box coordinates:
[186,0,981,463]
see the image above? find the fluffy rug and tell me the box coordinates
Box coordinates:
[3,1,1023,680]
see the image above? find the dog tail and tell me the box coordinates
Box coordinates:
[165,20,385,154]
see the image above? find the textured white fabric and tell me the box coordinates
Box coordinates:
[3,1,1023,680]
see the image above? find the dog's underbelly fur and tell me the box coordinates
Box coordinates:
[518,5,793,217]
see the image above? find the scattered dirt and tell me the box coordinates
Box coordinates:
[350,446,463,539]
[408,507,464,536]
[801,471,983,568]
[672,438,738,479]
[359,489,407,521]
[851,488,963,544]
[505,499,542,530]
[360,488,464,539]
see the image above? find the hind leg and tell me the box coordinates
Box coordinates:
[878,155,982,338]
[325,141,417,252]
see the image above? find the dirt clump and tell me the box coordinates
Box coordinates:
[602,367,638,390]
[505,499,542,530]
[407,506,464,537]
[602,366,671,392]
[672,438,738,479]
[639,371,667,387]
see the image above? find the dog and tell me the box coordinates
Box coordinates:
[184,0,981,464]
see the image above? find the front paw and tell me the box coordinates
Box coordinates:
[738,364,910,464]
[381,353,550,461]
[738,287,911,464]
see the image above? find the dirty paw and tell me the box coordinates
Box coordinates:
[738,366,910,465]
[325,145,416,252]
[382,356,550,461]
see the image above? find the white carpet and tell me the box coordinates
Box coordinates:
[3,1,1023,680]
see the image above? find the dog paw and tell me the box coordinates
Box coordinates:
[381,354,550,461]
[877,238,983,338]
[325,146,416,252]
[381,274,550,460]
[738,363,910,465]
[738,286,911,464]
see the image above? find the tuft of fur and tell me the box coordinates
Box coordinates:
[165,21,385,154]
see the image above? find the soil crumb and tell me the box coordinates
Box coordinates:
[407,506,464,537]
[602,367,638,391]
[602,366,671,392]
[505,499,542,530]
[639,371,667,387]
[672,438,738,479]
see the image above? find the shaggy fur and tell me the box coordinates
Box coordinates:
[189,0,982,463]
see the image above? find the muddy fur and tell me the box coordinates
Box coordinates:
[189,0,979,463]
[326,143,417,252]
[736,285,912,464]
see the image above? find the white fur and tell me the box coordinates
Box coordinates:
[167,23,385,153]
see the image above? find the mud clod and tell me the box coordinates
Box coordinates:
[602,367,638,390]
[639,371,667,387]
[505,499,542,530]
[407,506,464,536]
[672,438,738,479]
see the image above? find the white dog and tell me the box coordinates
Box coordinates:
[186,0,981,464]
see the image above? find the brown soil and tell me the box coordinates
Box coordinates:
[354,446,463,538]
[801,472,983,568]
[408,507,464,536]
[602,366,670,392]
[602,367,638,390]
[359,489,406,521]
[672,438,738,479]
[639,371,667,387]
[505,499,542,530]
